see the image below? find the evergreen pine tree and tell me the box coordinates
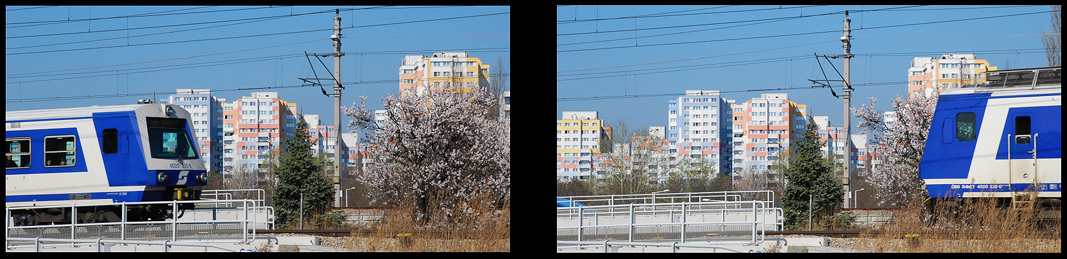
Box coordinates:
[273,114,334,228]
[782,115,844,230]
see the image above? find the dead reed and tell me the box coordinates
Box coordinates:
[849,190,1060,252]
[344,192,510,252]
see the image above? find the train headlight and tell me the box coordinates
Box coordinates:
[157,172,168,183]
[166,106,175,117]
[196,173,207,183]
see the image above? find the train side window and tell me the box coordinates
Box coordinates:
[5,138,31,169]
[1015,116,1031,144]
[956,112,976,141]
[102,129,118,154]
[44,135,77,167]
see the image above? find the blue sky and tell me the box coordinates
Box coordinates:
[558,5,1056,133]
[7,6,510,133]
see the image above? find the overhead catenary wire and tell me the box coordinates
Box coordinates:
[557,48,1043,83]
[556,7,1052,53]
[5,46,509,85]
[6,10,510,56]
[7,73,510,103]
[5,6,270,28]
[558,80,908,102]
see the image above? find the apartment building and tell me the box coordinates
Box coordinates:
[908,53,997,98]
[221,92,299,174]
[729,93,809,179]
[399,51,491,99]
[667,90,733,176]
[557,111,607,181]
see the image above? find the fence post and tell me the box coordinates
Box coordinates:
[751,201,757,244]
[172,200,179,241]
[71,204,77,246]
[628,204,635,242]
[577,206,583,244]
[244,199,250,243]
[680,202,687,243]
[121,202,127,240]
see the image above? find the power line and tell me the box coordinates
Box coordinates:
[557,13,826,47]
[558,5,923,48]
[7,73,510,103]
[557,7,832,37]
[7,9,317,39]
[6,10,509,56]
[5,6,270,28]
[6,46,509,84]
[6,6,399,41]
[6,53,305,84]
[6,38,327,78]
[5,6,57,12]
[557,5,803,24]
[557,80,907,102]
[558,41,831,75]
[557,48,1044,82]
[556,7,1050,54]
[557,29,838,53]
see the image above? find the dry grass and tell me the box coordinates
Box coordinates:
[343,193,510,252]
[847,191,1060,252]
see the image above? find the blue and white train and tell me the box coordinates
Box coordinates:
[920,67,1060,212]
[6,102,208,225]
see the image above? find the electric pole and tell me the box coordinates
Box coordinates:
[295,9,346,207]
[331,9,344,208]
[841,11,853,209]
[808,11,854,208]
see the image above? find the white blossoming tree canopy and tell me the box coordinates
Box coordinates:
[344,87,510,228]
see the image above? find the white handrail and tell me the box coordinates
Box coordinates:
[558,200,780,245]
[6,199,268,249]
[6,237,247,252]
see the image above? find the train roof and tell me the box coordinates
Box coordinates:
[944,66,1061,96]
[6,103,183,123]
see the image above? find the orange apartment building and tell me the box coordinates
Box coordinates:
[399,51,491,99]
[222,92,297,173]
[908,53,996,98]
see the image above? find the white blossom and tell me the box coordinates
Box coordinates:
[852,92,937,206]
[343,88,510,228]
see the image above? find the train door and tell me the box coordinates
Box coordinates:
[1008,112,1036,192]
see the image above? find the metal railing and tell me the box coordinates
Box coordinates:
[6,199,268,248]
[6,237,247,252]
[201,189,268,208]
[557,200,782,245]
[558,190,776,208]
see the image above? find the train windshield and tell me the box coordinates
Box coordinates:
[146,118,197,159]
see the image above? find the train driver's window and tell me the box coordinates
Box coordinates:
[44,135,76,167]
[1015,116,1031,144]
[5,138,31,168]
[956,112,976,141]
[102,129,118,154]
